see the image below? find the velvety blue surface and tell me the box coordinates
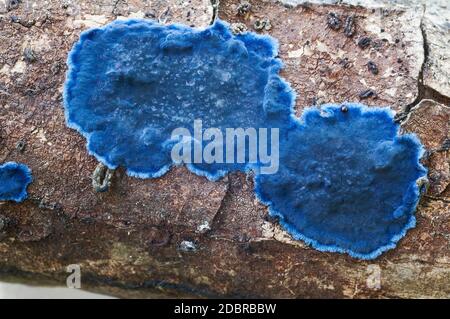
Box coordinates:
[0,162,32,202]
[255,104,427,259]
[64,19,427,259]
[64,19,294,180]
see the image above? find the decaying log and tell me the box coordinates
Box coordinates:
[0,0,449,298]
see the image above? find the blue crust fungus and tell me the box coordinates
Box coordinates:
[64,19,294,180]
[0,162,32,203]
[64,19,427,259]
[255,104,427,259]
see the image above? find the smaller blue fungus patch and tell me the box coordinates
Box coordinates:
[255,104,427,259]
[0,162,32,203]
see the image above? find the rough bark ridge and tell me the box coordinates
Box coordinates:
[0,0,449,298]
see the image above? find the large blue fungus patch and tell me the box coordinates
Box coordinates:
[64,19,294,180]
[0,162,32,203]
[255,104,427,259]
[65,19,427,259]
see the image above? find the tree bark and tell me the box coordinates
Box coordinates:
[0,0,449,298]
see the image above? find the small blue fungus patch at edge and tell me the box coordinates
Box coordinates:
[64,19,428,259]
[0,162,33,203]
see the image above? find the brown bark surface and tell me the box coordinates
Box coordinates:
[0,0,449,298]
